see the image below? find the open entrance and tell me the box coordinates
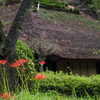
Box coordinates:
[34,54,60,72]
[43,55,61,72]
[44,59,57,72]
[96,62,100,74]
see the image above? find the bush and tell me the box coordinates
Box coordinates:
[16,40,36,78]
[73,8,80,14]
[88,0,100,19]
[34,0,68,10]
[34,0,80,14]
[29,71,100,96]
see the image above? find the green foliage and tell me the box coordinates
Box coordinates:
[11,90,100,100]
[65,7,80,14]
[33,0,80,14]
[16,40,33,59]
[34,0,68,10]
[16,40,36,78]
[89,0,100,19]
[29,71,100,96]
[73,8,80,14]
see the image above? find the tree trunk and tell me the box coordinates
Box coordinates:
[0,20,6,59]
[4,0,35,62]
[2,0,36,91]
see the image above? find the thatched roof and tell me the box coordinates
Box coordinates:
[21,14,100,59]
[1,4,100,59]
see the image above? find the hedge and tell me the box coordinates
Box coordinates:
[29,71,100,96]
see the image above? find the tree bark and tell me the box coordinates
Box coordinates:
[1,0,36,91]
[4,0,35,61]
[0,20,6,59]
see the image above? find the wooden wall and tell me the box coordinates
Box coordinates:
[56,59,96,76]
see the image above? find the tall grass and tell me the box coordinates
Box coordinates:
[14,90,100,100]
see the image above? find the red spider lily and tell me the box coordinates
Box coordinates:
[34,73,45,80]
[39,61,46,65]
[0,60,8,65]
[20,68,25,71]
[10,59,28,68]
[0,93,11,99]
[10,62,22,68]
[15,59,28,64]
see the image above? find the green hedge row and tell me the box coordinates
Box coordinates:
[35,0,68,10]
[29,71,100,96]
[33,0,80,14]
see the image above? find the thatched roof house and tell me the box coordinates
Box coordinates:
[21,12,100,77]
[20,13,100,58]
[1,4,100,76]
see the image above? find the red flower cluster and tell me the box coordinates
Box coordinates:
[10,59,28,68]
[0,93,16,100]
[0,60,8,65]
[34,73,46,80]
[39,61,46,65]
[16,59,28,64]
[0,93,11,99]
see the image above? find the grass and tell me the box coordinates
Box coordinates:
[13,90,100,100]
[37,8,100,32]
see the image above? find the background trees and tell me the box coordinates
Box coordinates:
[89,0,100,19]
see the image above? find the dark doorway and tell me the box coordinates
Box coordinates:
[44,59,57,72]
[96,62,100,74]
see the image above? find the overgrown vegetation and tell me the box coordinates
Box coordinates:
[33,0,80,14]
[37,8,100,32]
[29,71,100,97]
[0,40,36,93]
[16,40,36,78]
[89,0,100,19]
[14,90,100,100]
[0,40,100,99]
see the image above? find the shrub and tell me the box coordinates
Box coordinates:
[34,0,80,14]
[34,0,68,10]
[16,40,36,79]
[73,8,80,14]
[29,71,100,96]
[88,0,100,19]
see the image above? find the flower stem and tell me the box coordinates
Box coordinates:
[40,65,43,72]
[16,68,27,90]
